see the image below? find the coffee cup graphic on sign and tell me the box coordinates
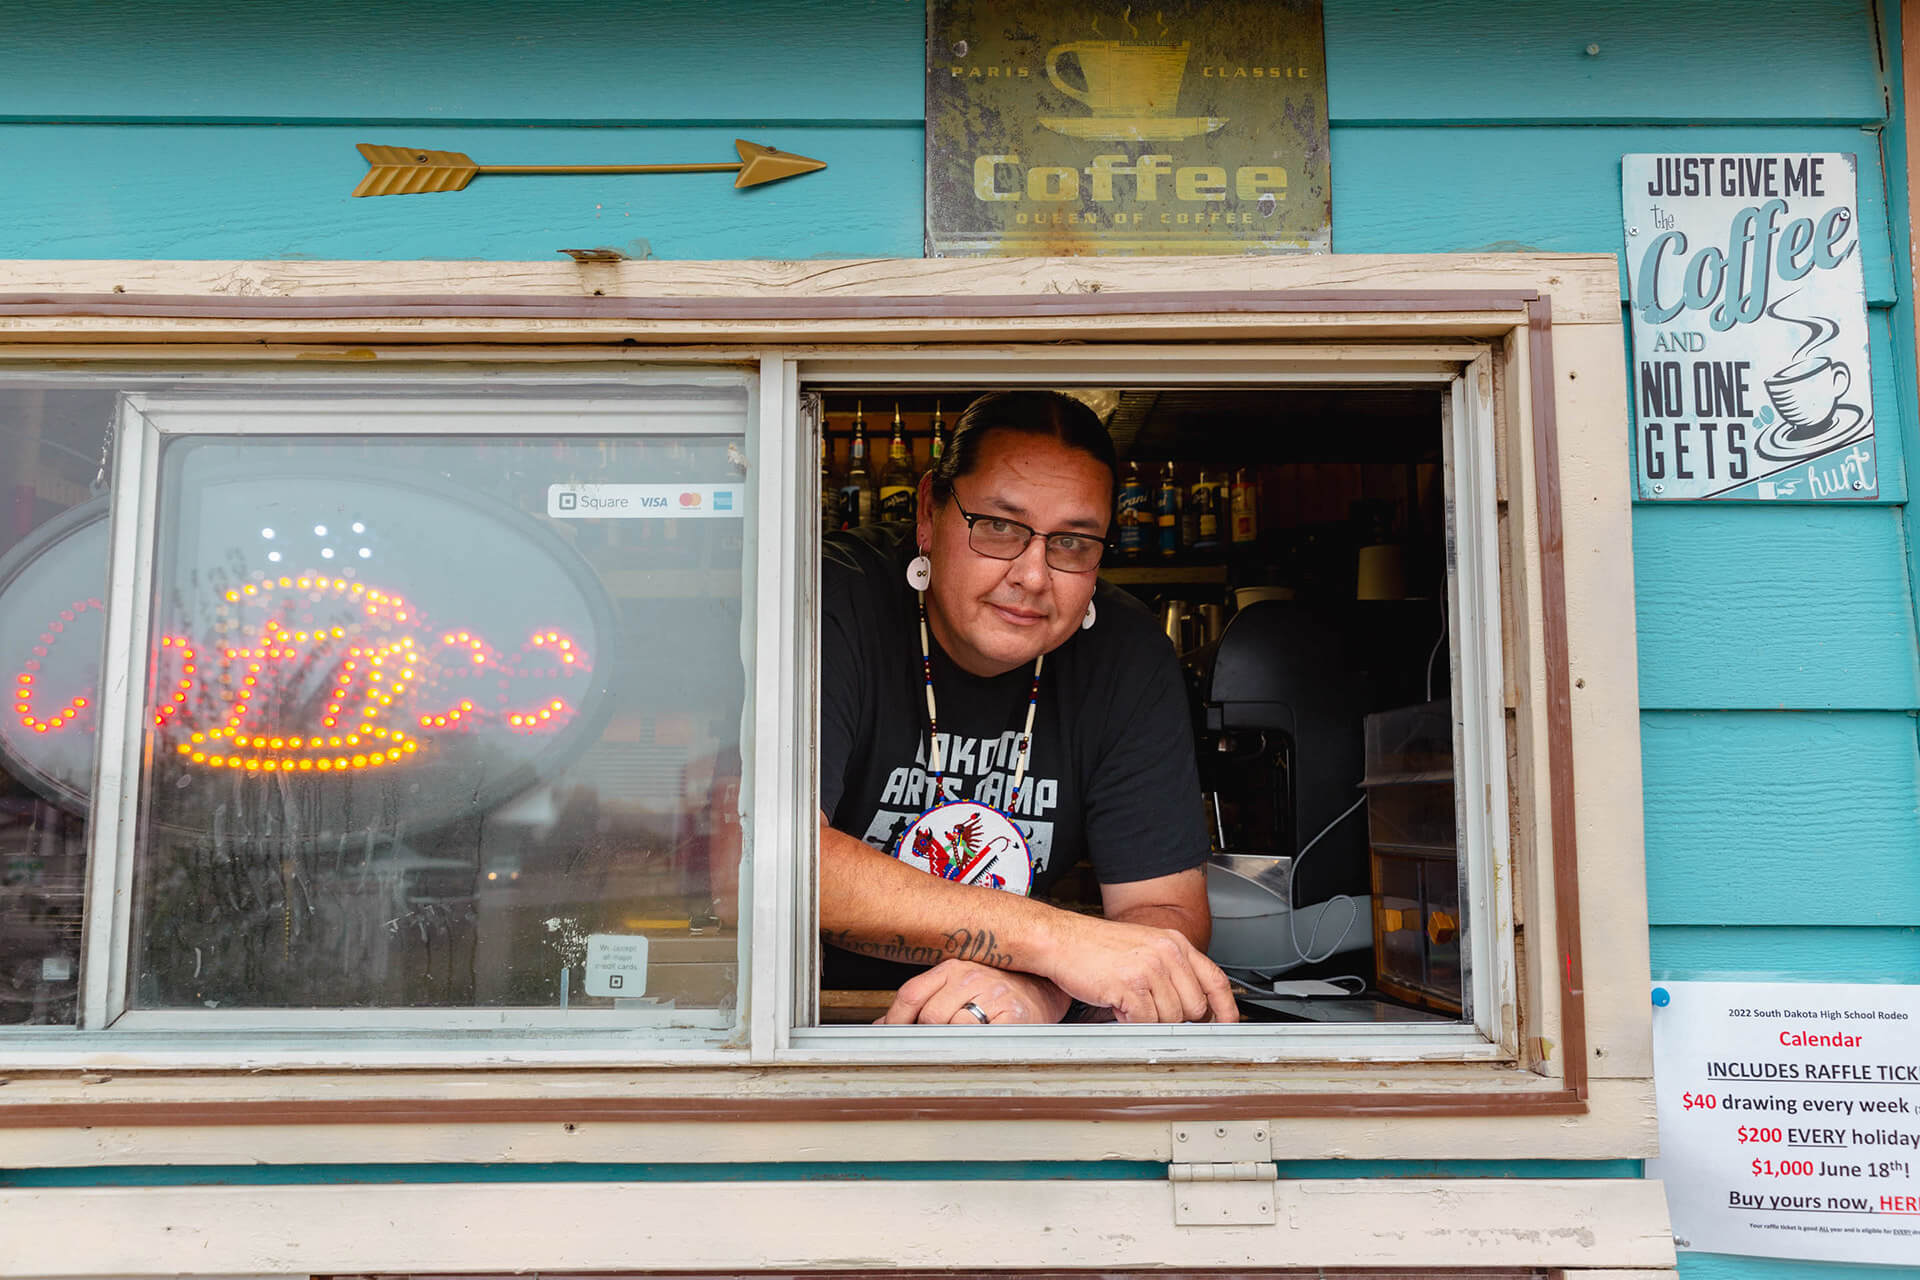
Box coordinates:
[1752,296,1873,463]
[1047,40,1190,116]
[1765,355,1850,435]
[1037,13,1227,143]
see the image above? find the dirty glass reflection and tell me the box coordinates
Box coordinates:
[131,426,748,1018]
[0,388,116,1025]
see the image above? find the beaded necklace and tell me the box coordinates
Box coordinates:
[915,589,1043,810]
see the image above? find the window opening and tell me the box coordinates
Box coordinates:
[2,375,761,1042]
[0,351,1516,1067]
[813,384,1469,1030]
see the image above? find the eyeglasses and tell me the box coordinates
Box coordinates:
[951,493,1110,573]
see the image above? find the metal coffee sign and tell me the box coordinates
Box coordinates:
[927,0,1330,256]
[1623,153,1877,501]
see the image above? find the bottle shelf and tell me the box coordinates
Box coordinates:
[1100,564,1230,585]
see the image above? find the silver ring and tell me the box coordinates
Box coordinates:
[961,1000,991,1025]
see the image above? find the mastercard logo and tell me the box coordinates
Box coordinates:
[678,491,703,508]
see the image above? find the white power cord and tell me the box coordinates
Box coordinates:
[1288,790,1368,965]
[1424,596,1448,703]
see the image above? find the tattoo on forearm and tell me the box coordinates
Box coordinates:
[941,927,1014,967]
[823,931,945,967]
[823,927,1015,969]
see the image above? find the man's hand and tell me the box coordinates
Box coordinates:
[821,818,1236,1024]
[877,959,1071,1025]
[1034,913,1238,1024]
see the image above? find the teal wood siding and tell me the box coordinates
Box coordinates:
[0,0,928,124]
[1633,507,1920,707]
[0,0,924,262]
[2,3,1916,1277]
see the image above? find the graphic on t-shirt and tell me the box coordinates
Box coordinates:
[863,808,1056,874]
[890,800,1034,895]
[859,730,1060,871]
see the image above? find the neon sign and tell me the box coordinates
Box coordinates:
[13,596,101,735]
[11,575,592,776]
[0,471,619,822]
[137,572,594,774]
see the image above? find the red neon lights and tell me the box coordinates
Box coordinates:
[412,628,584,735]
[12,573,593,775]
[152,635,196,728]
[14,597,103,735]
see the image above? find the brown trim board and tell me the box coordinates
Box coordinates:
[0,288,1541,321]
[0,286,1591,1127]
[327,1274,1550,1280]
[0,1089,1586,1128]
[1528,297,1589,1101]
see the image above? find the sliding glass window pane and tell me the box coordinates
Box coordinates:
[0,388,116,1026]
[126,388,751,1033]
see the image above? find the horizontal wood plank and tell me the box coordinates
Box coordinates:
[1633,505,1920,709]
[0,254,1607,307]
[2,123,1898,289]
[1333,126,1897,304]
[1326,0,1883,124]
[1650,925,1920,980]
[0,1178,1677,1274]
[0,254,1620,320]
[0,258,1626,351]
[1641,711,1920,925]
[0,123,924,262]
[0,1078,1658,1168]
[0,0,925,124]
[0,1,1884,132]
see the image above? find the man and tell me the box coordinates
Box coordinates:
[818,391,1235,1024]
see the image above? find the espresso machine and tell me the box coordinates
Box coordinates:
[1191,599,1443,1014]
[1198,603,1373,882]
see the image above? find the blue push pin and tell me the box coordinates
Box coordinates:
[1652,986,1671,1008]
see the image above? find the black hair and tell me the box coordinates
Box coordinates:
[926,390,1119,511]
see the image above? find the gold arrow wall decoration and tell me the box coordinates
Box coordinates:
[352,138,826,198]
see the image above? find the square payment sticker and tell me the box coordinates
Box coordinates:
[584,933,649,998]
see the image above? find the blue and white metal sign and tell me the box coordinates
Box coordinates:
[1623,153,1876,501]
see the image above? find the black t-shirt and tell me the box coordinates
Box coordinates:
[820,523,1209,991]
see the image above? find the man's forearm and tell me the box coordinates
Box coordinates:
[820,926,1021,969]
[1106,900,1211,951]
[819,819,1069,974]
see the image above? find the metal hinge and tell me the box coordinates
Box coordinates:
[1169,1121,1278,1225]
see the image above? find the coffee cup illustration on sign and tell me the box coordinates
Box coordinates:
[1040,33,1227,141]
[1765,356,1850,433]
[1753,299,1874,463]
[1048,40,1189,115]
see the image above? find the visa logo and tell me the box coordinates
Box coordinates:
[638,496,669,508]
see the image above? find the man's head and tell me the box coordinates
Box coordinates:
[914,391,1117,677]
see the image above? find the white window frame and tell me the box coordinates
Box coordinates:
[5,349,1512,1069]
[33,371,768,1063]
[0,257,1653,1154]
[773,346,1515,1066]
